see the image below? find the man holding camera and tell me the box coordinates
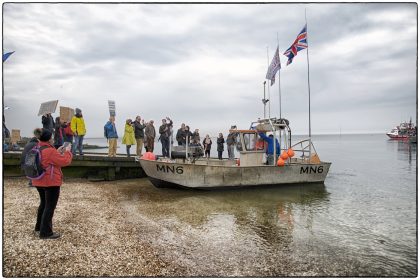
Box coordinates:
[159,117,173,158]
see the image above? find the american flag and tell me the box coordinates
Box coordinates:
[265,46,281,86]
[284,25,307,65]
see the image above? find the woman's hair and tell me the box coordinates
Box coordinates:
[39,129,52,142]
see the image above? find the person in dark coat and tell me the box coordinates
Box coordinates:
[176,123,186,146]
[41,113,55,133]
[133,116,146,157]
[202,134,212,159]
[53,117,64,149]
[226,125,238,160]
[185,126,193,144]
[159,117,173,158]
[217,133,225,160]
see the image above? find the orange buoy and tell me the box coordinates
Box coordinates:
[287,148,295,158]
[141,152,156,160]
[280,151,289,160]
[277,158,285,166]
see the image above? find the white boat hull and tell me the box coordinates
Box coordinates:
[139,158,331,189]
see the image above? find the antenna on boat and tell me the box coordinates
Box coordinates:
[262,81,269,118]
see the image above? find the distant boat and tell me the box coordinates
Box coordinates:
[386,119,416,140]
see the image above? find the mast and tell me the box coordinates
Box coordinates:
[277,33,282,120]
[266,46,271,118]
[305,9,312,161]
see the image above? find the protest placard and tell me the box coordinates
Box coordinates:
[108,100,116,116]
[60,106,74,123]
[11,129,20,144]
[38,100,59,116]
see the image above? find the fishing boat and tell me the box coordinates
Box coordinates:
[386,119,416,140]
[138,118,331,189]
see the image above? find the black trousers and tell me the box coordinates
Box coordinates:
[218,151,223,160]
[35,186,60,237]
[161,137,170,157]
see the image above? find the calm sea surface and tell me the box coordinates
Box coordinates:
[85,134,417,276]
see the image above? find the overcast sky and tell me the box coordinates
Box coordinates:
[2,3,417,138]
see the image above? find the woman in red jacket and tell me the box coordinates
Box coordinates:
[32,129,73,239]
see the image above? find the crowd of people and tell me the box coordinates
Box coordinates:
[104,116,240,160]
[35,109,243,160]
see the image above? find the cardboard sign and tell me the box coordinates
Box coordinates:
[108,100,116,116]
[60,106,74,123]
[38,100,59,116]
[11,129,20,144]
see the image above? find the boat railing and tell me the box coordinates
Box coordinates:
[290,138,321,164]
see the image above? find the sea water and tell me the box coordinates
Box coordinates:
[86,134,417,276]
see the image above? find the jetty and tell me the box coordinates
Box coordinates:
[3,152,145,181]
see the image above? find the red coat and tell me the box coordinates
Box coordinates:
[31,142,73,187]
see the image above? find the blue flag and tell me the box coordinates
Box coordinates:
[3,51,15,62]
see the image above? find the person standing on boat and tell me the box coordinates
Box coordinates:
[62,121,73,144]
[133,116,146,157]
[122,119,136,157]
[70,108,86,156]
[217,133,225,160]
[203,134,212,159]
[104,116,118,157]
[145,120,156,152]
[159,117,173,158]
[258,132,280,165]
[185,125,193,144]
[191,128,200,145]
[176,123,187,146]
[226,126,237,160]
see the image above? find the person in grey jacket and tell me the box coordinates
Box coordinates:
[145,120,156,152]
[226,125,238,160]
[133,116,146,157]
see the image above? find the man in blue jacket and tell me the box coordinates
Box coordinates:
[258,132,280,165]
[104,116,118,157]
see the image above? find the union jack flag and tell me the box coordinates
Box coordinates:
[284,24,307,65]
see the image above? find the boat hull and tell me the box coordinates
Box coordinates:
[139,159,331,189]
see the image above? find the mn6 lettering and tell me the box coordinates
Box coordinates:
[156,164,184,174]
[300,166,324,174]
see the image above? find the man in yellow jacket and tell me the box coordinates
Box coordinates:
[71,108,86,156]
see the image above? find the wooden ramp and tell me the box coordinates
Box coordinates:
[3,152,146,181]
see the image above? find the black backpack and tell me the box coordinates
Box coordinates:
[23,145,51,179]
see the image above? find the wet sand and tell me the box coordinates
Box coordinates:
[3,178,185,277]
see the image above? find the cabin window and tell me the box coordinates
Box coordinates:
[243,133,259,151]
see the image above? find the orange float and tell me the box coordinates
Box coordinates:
[287,148,295,158]
[280,151,289,160]
[277,158,285,166]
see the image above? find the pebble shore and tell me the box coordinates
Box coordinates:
[3,178,186,277]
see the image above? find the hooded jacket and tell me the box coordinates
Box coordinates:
[31,141,73,187]
[71,113,86,136]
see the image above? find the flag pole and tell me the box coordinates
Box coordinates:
[277,34,282,121]
[266,46,271,119]
[305,8,312,160]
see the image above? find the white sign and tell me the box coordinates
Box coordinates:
[108,100,116,116]
[38,100,59,116]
